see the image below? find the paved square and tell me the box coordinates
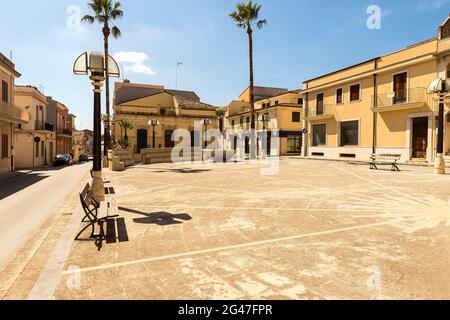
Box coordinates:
[55,159,450,300]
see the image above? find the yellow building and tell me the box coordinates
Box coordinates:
[112,81,218,158]
[225,87,304,156]
[302,15,450,164]
[0,53,28,174]
[14,85,56,168]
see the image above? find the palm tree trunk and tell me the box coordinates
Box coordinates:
[103,23,111,158]
[248,27,256,159]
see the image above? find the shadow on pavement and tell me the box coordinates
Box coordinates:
[0,172,49,200]
[119,207,192,226]
[133,167,211,174]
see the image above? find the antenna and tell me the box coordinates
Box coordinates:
[175,62,183,89]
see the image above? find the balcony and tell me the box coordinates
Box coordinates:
[305,104,335,121]
[57,128,72,136]
[35,121,54,132]
[0,100,29,123]
[371,87,434,113]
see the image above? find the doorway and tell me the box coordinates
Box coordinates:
[137,129,148,154]
[165,130,174,148]
[412,117,428,159]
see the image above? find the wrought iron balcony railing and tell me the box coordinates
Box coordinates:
[307,104,335,118]
[371,87,434,111]
[35,121,54,132]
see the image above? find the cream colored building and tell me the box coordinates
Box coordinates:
[112,81,218,158]
[14,85,56,168]
[0,53,28,174]
[302,14,450,164]
[225,87,304,156]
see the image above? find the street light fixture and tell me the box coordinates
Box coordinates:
[427,78,450,175]
[148,119,161,149]
[73,51,120,202]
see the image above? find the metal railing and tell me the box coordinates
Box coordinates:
[0,100,29,122]
[372,87,433,109]
[57,128,72,136]
[35,121,54,131]
[307,104,335,117]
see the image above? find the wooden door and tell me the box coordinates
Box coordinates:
[412,117,428,159]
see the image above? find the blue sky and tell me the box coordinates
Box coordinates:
[1,0,449,129]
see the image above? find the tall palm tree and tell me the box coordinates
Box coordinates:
[82,0,123,156]
[230,0,266,159]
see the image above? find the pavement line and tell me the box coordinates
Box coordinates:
[115,204,392,213]
[62,221,390,276]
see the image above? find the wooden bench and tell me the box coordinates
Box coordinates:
[370,154,401,172]
[75,183,118,241]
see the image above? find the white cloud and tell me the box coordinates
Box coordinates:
[113,51,155,76]
[124,63,155,76]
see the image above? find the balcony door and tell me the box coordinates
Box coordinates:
[316,94,324,115]
[393,72,407,104]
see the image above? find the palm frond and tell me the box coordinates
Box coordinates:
[256,19,266,29]
[81,14,95,24]
[111,26,121,38]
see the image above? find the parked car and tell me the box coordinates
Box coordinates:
[79,154,90,163]
[53,154,73,167]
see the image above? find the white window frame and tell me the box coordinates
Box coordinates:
[311,122,327,147]
[391,70,409,105]
[338,118,361,147]
[335,87,344,105]
[348,82,362,103]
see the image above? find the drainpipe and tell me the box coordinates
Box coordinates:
[372,60,378,155]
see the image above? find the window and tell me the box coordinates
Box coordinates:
[275,101,279,105]
[312,124,326,146]
[298,98,304,105]
[41,141,45,157]
[349,84,360,102]
[246,117,250,124]
[160,108,166,116]
[336,88,343,104]
[35,141,40,157]
[393,72,407,104]
[292,112,301,123]
[316,93,324,115]
[287,136,302,153]
[231,120,235,127]
[446,64,450,79]
[340,121,359,146]
[1,81,8,103]
[1,134,8,158]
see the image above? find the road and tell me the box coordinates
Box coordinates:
[0,163,90,272]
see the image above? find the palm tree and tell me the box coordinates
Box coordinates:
[230,0,266,159]
[82,0,123,156]
[118,120,134,142]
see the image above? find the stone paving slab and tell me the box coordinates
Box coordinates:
[3,159,450,300]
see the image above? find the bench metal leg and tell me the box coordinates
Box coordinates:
[392,164,400,172]
[370,163,378,170]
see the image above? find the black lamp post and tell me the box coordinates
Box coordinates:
[148,119,161,148]
[428,78,449,175]
[73,52,120,202]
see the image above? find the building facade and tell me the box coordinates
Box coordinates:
[302,15,450,164]
[14,85,56,168]
[225,87,304,156]
[73,129,93,156]
[47,97,71,155]
[0,53,28,174]
[113,81,218,156]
